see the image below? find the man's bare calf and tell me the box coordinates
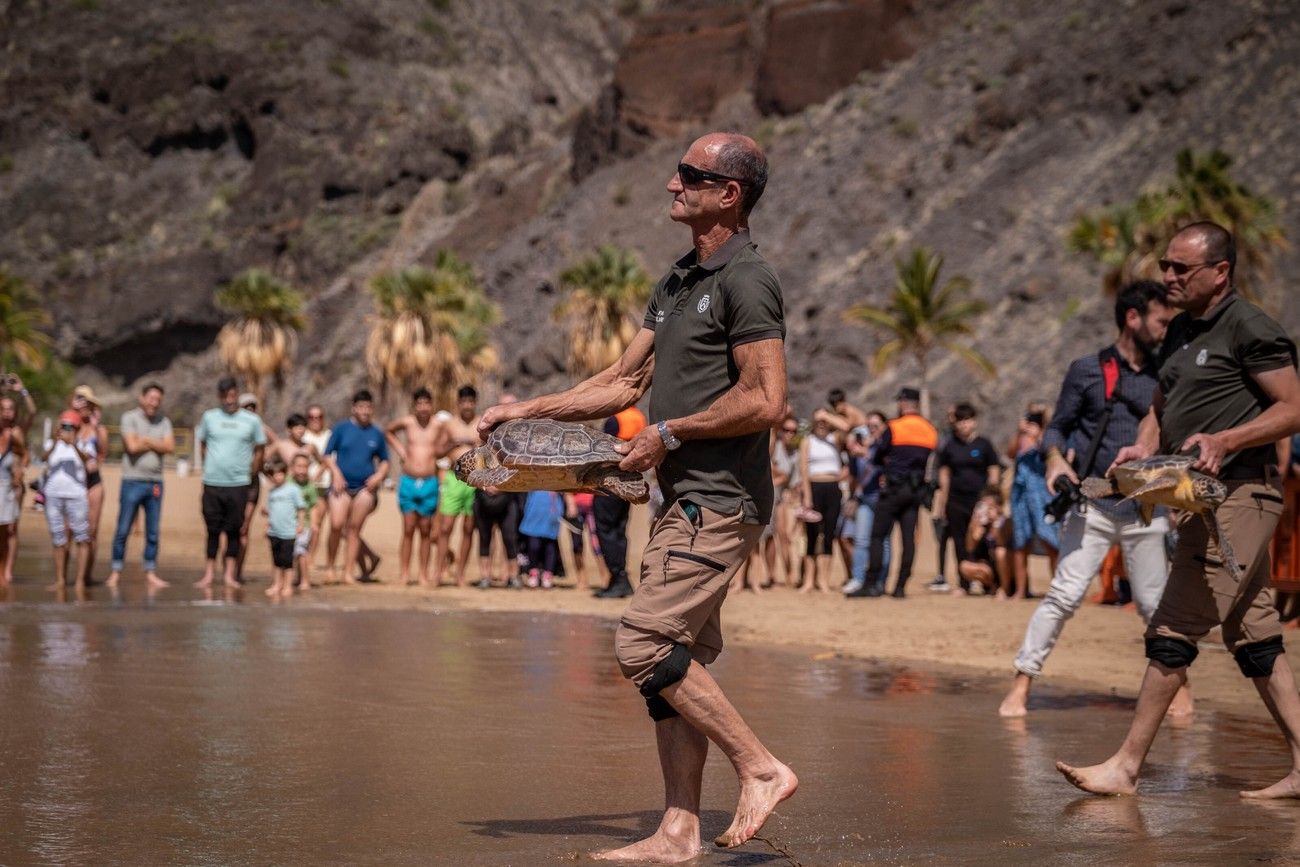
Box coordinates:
[596,661,797,862]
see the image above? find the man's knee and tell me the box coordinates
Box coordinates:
[638,643,691,697]
[615,627,692,720]
[1234,636,1285,679]
[638,645,692,721]
[1145,636,1199,669]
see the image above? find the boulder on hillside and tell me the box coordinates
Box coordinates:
[756,0,917,115]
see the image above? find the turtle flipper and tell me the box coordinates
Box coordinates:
[468,466,516,489]
[591,469,650,504]
[1203,511,1244,580]
[1123,477,1180,501]
[1080,477,1117,500]
[1138,502,1155,526]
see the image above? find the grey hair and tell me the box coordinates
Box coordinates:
[713,136,768,217]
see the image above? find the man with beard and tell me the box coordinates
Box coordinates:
[999,281,1186,717]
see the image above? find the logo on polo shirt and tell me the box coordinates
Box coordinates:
[1195,348,1208,366]
[697,294,711,313]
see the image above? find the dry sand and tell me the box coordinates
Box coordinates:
[14,465,1297,717]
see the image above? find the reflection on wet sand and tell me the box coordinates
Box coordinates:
[2,603,1300,864]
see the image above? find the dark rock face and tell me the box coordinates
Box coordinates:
[756,0,918,115]
[0,0,626,388]
[613,4,755,138]
[4,0,1299,443]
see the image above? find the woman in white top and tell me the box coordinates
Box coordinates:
[302,404,333,570]
[798,411,847,593]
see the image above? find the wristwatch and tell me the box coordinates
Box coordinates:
[657,420,682,451]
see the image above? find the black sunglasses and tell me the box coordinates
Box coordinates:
[677,162,744,187]
[59,423,78,431]
[1158,258,1222,276]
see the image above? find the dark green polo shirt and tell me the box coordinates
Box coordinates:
[1157,293,1297,471]
[643,230,785,523]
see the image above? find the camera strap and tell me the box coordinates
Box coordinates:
[1077,347,1121,477]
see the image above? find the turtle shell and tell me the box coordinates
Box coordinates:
[1122,455,1194,473]
[488,419,624,469]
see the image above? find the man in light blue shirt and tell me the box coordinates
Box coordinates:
[194,377,266,589]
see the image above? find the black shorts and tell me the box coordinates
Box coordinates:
[269,536,295,569]
[247,481,261,506]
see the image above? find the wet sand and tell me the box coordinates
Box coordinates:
[6,465,1298,716]
[3,603,1300,865]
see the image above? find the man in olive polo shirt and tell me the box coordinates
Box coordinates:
[479,132,796,861]
[1058,221,1300,799]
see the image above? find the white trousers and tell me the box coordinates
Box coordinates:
[1013,503,1170,677]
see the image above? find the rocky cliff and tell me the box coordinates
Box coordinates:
[2,0,1298,434]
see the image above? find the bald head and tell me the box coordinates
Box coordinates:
[1173,220,1236,283]
[692,132,768,217]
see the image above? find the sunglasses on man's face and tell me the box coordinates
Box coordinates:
[677,162,744,187]
[59,423,78,431]
[781,427,798,434]
[1158,258,1222,277]
[307,414,323,420]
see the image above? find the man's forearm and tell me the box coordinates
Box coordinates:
[670,380,783,441]
[668,339,785,441]
[1134,408,1161,452]
[1222,402,1300,456]
[518,365,650,423]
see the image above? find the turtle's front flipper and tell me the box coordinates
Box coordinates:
[1203,511,1244,580]
[468,466,516,489]
[1124,477,1179,501]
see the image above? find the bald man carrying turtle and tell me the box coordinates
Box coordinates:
[479,132,797,862]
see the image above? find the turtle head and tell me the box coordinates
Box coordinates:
[1192,475,1228,508]
[453,448,485,483]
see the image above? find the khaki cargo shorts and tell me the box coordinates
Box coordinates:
[1146,476,1285,653]
[615,500,763,687]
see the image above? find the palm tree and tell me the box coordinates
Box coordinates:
[1068,149,1285,300]
[0,271,72,408]
[365,251,500,407]
[554,245,653,376]
[215,269,306,407]
[843,248,993,418]
[0,270,55,372]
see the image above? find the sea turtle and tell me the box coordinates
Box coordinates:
[1080,454,1241,579]
[454,418,649,503]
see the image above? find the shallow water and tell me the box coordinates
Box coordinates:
[2,592,1300,865]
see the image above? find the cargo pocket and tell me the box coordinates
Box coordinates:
[665,549,728,578]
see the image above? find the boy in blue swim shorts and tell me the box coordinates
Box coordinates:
[385,388,452,586]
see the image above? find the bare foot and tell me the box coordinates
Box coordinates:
[265,586,278,598]
[106,571,121,587]
[223,577,241,589]
[194,575,214,589]
[145,572,169,588]
[47,581,63,590]
[593,827,700,864]
[998,674,1031,718]
[715,760,799,849]
[1055,758,1137,796]
[1240,769,1300,799]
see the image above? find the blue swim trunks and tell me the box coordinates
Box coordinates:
[397,475,440,516]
